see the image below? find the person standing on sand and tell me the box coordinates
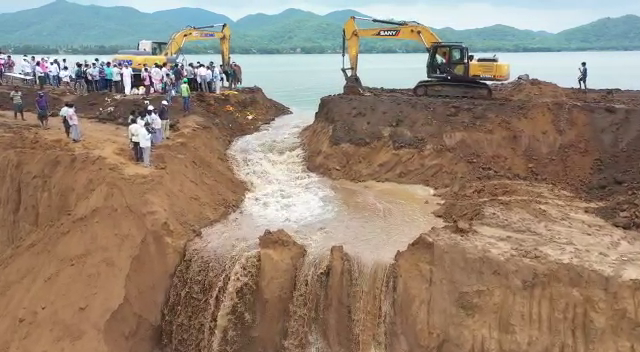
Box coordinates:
[213,64,222,94]
[122,64,133,95]
[180,78,191,113]
[578,62,588,90]
[159,100,170,140]
[142,68,152,98]
[139,121,152,167]
[112,64,122,93]
[59,66,71,89]
[10,86,25,121]
[231,62,242,89]
[105,62,113,92]
[35,61,45,90]
[35,92,49,129]
[128,114,142,162]
[59,103,71,138]
[66,104,82,142]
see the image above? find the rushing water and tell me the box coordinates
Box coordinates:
[200,109,442,260]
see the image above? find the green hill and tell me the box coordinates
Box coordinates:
[1,0,639,54]
[151,8,233,29]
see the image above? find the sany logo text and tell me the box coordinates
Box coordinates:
[376,30,400,36]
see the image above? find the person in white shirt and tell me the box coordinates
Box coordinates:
[21,58,31,78]
[59,66,71,88]
[197,64,208,92]
[128,114,143,162]
[59,102,71,138]
[212,65,221,94]
[122,64,133,95]
[138,122,152,167]
[144,106,163,145]
[151,64,163,92]
[49,61,60,88]
[112,65,122,93]
[35,61,45,90]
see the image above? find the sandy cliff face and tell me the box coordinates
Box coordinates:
[0,88,289,352]
[163,219,640,352]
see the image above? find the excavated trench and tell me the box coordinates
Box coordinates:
[161,80,640,352]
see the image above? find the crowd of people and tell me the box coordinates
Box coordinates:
[127,102,171,167]
[0,54,243,104]
[1,53,245,168]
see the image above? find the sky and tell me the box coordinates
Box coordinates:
[3,0,640,33]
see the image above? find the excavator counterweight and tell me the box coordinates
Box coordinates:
[341,16,510,99]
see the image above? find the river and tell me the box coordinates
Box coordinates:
[42,51,639,109]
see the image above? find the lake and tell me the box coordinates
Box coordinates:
[26,51,640,110]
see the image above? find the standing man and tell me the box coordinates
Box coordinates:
[5,55,15,74]
[128,114,142,162]
[578,62,588,90]
[122,64,133,95]
[213,64,221,94]
[10,86,25,121]
[35,61,45,90]
[159,100,170,139]
[59,102,72,138]
[105,62,113,92]
[35,92,49,129]
[49,59,60,88]
[180,78,191,113]
[112,64,122,93]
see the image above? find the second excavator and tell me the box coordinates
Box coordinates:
[342,17,510,99]
[113,24,231,80]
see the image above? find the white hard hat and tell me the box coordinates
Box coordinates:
[161,100,168,105]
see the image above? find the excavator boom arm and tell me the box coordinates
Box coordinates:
[164,24,232,67]
[342,16,442,78]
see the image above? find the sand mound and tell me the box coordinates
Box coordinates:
[0,89,288,352]
[302,81,640,229]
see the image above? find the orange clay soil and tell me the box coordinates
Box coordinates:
[302,79,640,229]
[0,87,289,352]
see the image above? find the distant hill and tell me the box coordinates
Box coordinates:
[1,0,640,54]
[151,8,233,29]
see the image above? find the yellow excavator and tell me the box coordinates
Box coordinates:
[113,24,231,76]
[342,17,510,98]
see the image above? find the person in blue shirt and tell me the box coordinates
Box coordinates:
[105,62,114,92]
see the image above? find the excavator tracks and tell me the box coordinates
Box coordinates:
[413,80,492,100]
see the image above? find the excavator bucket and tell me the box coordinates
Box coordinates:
[343,74,365,95]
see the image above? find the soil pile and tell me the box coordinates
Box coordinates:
[162,218,640,352]
[0,88,288,352]
[302,79,640,228]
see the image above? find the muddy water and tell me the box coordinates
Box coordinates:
[162,112,442,352]
[201,110,442,260]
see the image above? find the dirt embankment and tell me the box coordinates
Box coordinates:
[0,87,289,352]
[162,226,640,352]
[302,79,640,229]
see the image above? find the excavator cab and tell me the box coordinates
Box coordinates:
[137,41,167,56]
[413,42,493,98]
[427,43,472,81]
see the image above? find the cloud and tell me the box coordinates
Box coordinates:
[3,0,640,32]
